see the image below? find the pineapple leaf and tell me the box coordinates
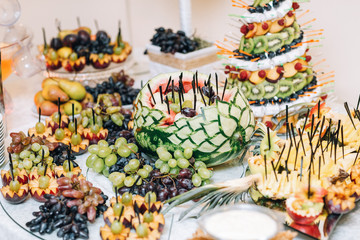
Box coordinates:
[162,174,261,218]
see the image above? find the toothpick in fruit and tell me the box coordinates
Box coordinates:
[221,78,228,101]
[147,84,156,105]
[159,86,163,104]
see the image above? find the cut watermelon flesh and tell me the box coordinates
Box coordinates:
[133,71,256,166]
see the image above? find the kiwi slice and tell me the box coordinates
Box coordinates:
[262,82,279,99]
[253,36,268,54]
[239,37,255,54]
[290,73,307,92]
[266,34,284,52]
[240,81,252,98]
[305,68,314,84]
[293,22,301,39]
[280,27,295,45]
[249,83,265,100]
[277,79,294,98]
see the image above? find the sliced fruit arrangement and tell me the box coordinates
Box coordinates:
[101,192,164,240]
[40,25,132,72]
[237,22,303,61]
[225,55,317,104]
[133,71,255,167]
[34,77,88,116]
[241,11,298,38]
[247,102,360,215]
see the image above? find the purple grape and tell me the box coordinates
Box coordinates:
[157,188,169,202]
[178,169,192,179]
[178,178,193,190]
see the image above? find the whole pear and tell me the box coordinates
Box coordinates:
[58,79,86,101]
[34,91,45,107]
[39,101,58,116]
[42,78,59,88]
[42,85,69,102]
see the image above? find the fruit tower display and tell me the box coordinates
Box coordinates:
[218,0,333,129]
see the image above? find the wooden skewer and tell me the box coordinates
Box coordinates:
[221,78,228,100]
[298,128,306,156]
[301,109,310,135]
[159,86,163,104]
[344,102,357,129]
[264,155,267,180]
[270,160,278,182]
[165,96,170,114]
[300,156,304,181]
[165,76,172,92]
[341,126,344,160]
[271,142,283,169]
[215,73,219,95]
[147,84,156,105]
[308,165,311,199]
[353,146,360,166]
[198,87,207,106]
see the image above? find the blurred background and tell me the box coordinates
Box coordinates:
[15,0,360,105]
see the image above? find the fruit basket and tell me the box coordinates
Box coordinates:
[146,28,219,75]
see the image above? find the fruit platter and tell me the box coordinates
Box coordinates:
[2,0,360,240]
[39,24,133,81]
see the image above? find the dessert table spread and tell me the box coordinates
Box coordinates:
[1,49,360,240]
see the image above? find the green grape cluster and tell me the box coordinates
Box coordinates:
[77,98,124,129]
[86,140,113,176]
[78,109,104,129]
[11,144,54,173]
[86,138,139,178]
[154,147,212,187]
[108,159,153,188]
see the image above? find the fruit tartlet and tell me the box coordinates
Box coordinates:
[1,168,29,186]
[29,172,59,202]
[286,187,327,225]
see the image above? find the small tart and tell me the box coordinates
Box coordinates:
[1,184,29,204]
[29,177,59,202]
[100,224,130,240]
[286,197,323,225]
[28,127,53,139]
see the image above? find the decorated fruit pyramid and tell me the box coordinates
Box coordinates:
[133,71,255,167]
[218,0,331,128]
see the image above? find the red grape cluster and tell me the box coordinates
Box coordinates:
[57,175,108,222]
[7,132,58,154]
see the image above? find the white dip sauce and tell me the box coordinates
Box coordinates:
[203,210,277,240]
